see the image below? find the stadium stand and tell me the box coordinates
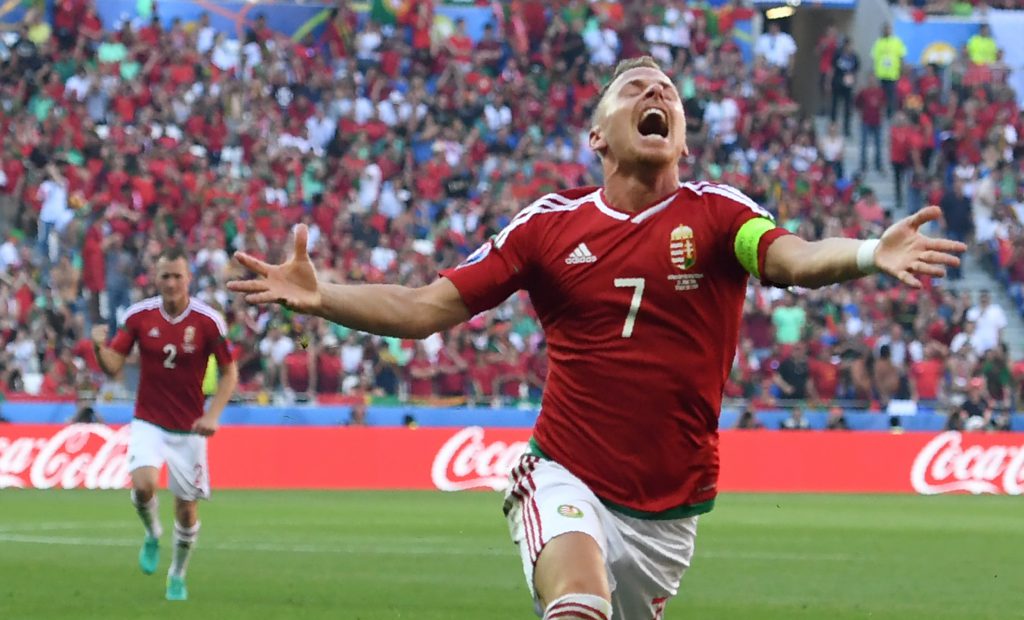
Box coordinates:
[0,0,1020,431]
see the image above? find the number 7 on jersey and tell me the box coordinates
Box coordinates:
[614,277,645,338]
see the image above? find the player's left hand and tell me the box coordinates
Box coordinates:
[875,206,967,288]
[192,414,220,437]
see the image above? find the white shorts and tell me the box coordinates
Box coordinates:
[128,419,211,501]
[505,455,698,619]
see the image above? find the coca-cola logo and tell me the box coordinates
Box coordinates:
[911,432,1024,496]
[0,424,132,490]
[431,426,529,491]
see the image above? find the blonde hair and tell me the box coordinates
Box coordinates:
[591,56,662,127]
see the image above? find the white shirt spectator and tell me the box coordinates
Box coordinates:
[197,26,216,55]
[259,334,295,365]
[340,341,364,374]
[37,179,70,226]
[584,27,619,66]
[484,102,512,131]
[966,302,1007,353]
[378,182,407,220]
[754,30,797,69]
[0,238,19,271]
[195,246,230,275]
[305,114,337,150]
[65,72,91,101]
[354,96,375,125]
[212,38,240,72]
[358,163,382,211]
[370,245,397,272]
[703,96,740,145]
[355,29,381,62]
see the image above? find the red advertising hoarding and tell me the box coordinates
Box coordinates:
[1,425,1022,496]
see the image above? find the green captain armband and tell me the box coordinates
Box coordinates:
[733,217,777,279]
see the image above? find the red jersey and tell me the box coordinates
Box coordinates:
[441,184,790,516]
[111,297,232,432]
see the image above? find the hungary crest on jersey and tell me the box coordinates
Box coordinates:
[670,225,696,270]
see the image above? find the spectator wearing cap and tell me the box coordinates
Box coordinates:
[957,377,997,431]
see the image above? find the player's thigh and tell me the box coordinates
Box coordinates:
[609,514,699,619]
[164,432,211,502]
[128,419,166,475]
[504,456,613,610]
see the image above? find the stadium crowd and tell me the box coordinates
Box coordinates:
[0,0,1021,428]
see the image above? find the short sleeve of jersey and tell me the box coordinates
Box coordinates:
[205,312,234,366]
[109,315,139,356]
[713,184,793,285]
[439,212,536,316]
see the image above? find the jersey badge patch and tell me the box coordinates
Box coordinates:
[668,225,704,292]
[183,326,197,353]
[458,241,492,269]
[148,328,160,338]
[670,225,696,271]
[557,504,584,519]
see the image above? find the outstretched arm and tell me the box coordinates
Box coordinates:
[763,206,966,289]
[228,225,471,339]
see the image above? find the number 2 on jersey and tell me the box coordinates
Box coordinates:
[614,277,645,338]
[163,344,177,369]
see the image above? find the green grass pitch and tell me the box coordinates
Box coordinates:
[1,491,1022,619]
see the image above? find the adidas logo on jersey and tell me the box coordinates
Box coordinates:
[565,243,598,265]
[148,328,160,338]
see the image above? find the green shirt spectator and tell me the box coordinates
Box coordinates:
[772,303,806,345]
[966,26,998,65]
[871,29,906,81]
[97,39,128,64]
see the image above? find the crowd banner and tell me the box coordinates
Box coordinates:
[893,16,979,67]
[1,425,1022,496]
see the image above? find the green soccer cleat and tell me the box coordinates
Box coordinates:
[138,535,159,575]
[165,575,188,601]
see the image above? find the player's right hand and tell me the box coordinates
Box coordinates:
[228,224,323,315]
[91,324,108,347]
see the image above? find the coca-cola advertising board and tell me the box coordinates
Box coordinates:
[1,425,1022,496]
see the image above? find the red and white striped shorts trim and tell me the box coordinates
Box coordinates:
[508,455,545,564]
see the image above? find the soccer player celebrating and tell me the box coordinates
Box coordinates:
[229,57,964,619]
[93,247,238,602]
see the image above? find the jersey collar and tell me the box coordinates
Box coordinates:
[159,298,193,324]
[594,188,680,224]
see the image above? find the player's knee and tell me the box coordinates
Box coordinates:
[542,593,612,620]
[131,486,155,504]
[174,500,198,527]
[535,532,610,606]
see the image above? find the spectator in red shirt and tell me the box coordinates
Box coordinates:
[856,75,886,173]
[909,343,948,402]
[407,344,436,400]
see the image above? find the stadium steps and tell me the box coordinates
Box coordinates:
[816,116,1024,357]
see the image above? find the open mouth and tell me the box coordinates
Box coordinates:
[637,108,669,138]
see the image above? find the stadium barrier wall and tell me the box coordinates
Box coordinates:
[1,425,1022,496]
[7,402,1021,430]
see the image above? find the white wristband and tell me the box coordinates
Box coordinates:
[856,239,881,274]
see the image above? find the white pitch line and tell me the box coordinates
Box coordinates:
[0,533,853,562]
[0,521,125,533]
